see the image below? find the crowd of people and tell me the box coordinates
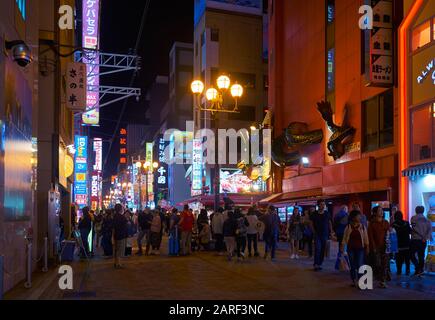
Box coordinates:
[70,200,433,289]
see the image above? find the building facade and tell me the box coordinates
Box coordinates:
[193,0,268,201]
[268,0,404,219]
[399,0,435,268]
[0,0,39,293]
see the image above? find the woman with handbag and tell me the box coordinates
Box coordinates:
[341,210,369,288]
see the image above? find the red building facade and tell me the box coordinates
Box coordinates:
[267,0,405,218]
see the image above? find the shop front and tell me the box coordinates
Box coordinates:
[399,0,435,271]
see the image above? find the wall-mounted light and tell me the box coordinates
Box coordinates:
[302,157,310,166]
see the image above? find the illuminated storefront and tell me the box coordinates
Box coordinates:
[399,0,435,271]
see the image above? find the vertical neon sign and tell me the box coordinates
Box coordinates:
[192,139,203,195]
[82,0,100,126]
[74,135,89,208]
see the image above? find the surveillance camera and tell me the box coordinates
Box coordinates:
[5,40,33,67]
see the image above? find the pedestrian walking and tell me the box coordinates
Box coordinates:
[410,206,432,276]
[179,204,194,256]
[112,204,128,269]
[212,207,225,255]
[198,222,211,251]
[261,206,280,261]
[368,206,390,288]
[223,211,238,261]
[101,210,113,257]
[341,210,369,288]
[246,207,259,257]
[150,210,162,255]
[287,207,303,259]
[235,209,248,261]
[168,208,180,256]
[124,210,136,256]
[392,210,411,276]
[78,207,92,259]
[311,200,334,271]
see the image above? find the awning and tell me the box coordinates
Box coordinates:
[402,162,435,177]
[259,188,323,207]
[258,193,282,205]
[177,194,267,208]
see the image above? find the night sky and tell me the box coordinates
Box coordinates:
[92,0,193,180]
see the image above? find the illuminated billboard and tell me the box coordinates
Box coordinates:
[192,139,203,193]
[82,0,100,125]
[220,168,265,194]
[74,135,88,208]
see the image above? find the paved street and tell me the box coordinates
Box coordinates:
[5,238,435,300]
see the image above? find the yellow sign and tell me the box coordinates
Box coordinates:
[76,173,86,182]
[65,154,74,178]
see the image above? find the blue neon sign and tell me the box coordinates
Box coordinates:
[16,0,26,20]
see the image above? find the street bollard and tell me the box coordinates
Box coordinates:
[24,242,32,289]
[0,255,4,300]
[42,237,48,272]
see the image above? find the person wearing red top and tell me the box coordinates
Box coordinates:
[179,204,194,256]
[368,206,390,288]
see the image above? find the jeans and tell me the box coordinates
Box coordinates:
[396,249,411,275]
[264,233,277,259]
[181,231,192,255]
[236,236,247,257]
[410,239,426,273]
[214,233,224,252]
[348,248,365,281]
[247,233,258,255]
[224,236,236,258]
[314,236,327,267]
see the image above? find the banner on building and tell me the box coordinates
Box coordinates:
[82,0,100,125]
[368,0,393,86]
[192,139,203,194]
[66,62,87,111]
[154,136,168,201]
[120,128,127,165]
[74,135,88,208]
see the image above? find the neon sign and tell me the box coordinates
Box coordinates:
[192,139,203,192]
[74,135,88,208]
[16,0,26,20]
[82,0,100,125]
[416,58,435,85]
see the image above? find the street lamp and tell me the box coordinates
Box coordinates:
[191,75,244,211]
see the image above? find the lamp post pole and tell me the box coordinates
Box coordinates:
[145,168,149,208]
[214,112,220,212]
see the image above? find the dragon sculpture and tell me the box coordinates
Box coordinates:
[316,100,356,160]
[271,122,324,167]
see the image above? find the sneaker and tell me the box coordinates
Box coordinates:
[290,254,295,259]
[295,254,300,259]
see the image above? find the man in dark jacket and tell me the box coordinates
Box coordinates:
[112,204,128,269]
[311,200,334,271]
[261,206,280,261]
[392,210,411,275]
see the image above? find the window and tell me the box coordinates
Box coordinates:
[412,20,431,51]
[411,103,435,162]
[211,29,219,42]
[363,89,394,152]
[16,0,26,20]
[327,48,335,92]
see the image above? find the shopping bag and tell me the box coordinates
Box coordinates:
[335,251,350,271]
